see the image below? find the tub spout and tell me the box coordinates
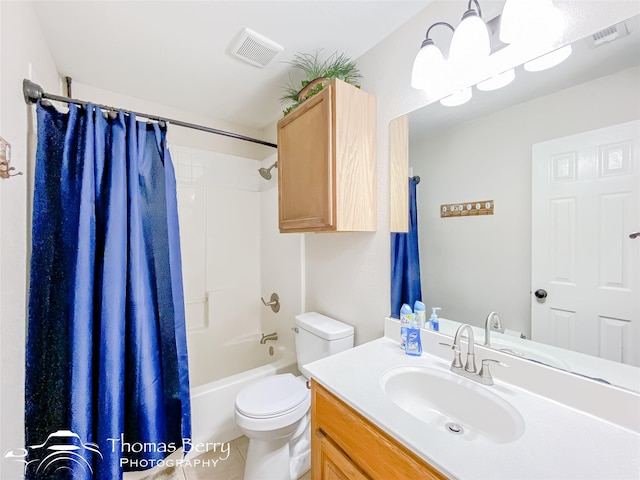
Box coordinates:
[260,332,278,344]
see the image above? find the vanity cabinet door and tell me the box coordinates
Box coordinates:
[277,79,376,233]
[311,381,446,480]
[314,431,370,480]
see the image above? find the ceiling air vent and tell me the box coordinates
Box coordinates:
[230,28,284,68]
[590,21,630,47]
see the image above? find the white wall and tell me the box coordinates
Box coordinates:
[71,82,275,162]
[412,66,640,336]
[303,0,640,346]
[258,154,305,354]
[0,2,60,478]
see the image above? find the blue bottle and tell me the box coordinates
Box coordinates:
[400,303,413,349]
[405,319,422,356]
[414,301,426,328]
[430,307,441,332]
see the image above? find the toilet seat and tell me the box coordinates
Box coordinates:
[236,373,308,419]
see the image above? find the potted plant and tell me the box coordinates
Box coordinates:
[280,50,362,116]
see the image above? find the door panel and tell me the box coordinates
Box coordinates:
[532,120,639,367]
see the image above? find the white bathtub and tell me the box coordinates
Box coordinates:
[188,341,298,456]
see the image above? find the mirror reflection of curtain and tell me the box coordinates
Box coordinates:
[26,102,191,479]
[390,176,421,318]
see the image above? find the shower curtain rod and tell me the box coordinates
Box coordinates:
[22,79,278,149]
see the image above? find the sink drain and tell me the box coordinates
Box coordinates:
[445,422,464,435]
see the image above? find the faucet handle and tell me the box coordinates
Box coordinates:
[479,358,509,381]
[439,342,463,369]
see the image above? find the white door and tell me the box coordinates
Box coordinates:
[531,120,639,367]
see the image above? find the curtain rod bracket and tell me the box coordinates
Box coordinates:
[23,79,44,105]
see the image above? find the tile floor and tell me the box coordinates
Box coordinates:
[126,436,311,480]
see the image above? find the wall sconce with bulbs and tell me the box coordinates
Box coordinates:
[411,0,570,106]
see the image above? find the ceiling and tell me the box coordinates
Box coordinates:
[32,1,429,131]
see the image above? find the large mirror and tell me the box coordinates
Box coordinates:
[394,14,640,391]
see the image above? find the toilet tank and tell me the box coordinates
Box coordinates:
[294,312,354,379]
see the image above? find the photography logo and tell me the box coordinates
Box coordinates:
[4,430,102,478]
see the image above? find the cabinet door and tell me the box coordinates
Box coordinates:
[278,86,334,232]
[313,431,369,480]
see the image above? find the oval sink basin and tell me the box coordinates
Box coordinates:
[380,366,525,444]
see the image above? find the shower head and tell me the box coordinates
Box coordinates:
[258,161,278,180]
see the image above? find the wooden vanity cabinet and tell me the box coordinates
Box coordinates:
[311,381,446,480]
[277,79,376,233]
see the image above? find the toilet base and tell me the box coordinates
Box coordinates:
[244,436,290,480]
[243,415,310,480]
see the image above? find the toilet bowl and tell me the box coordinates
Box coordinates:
[234,312,354,480]
[235,374,310,480]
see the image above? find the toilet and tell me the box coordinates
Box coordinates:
[234,312,354,480]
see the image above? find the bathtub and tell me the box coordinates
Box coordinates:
[188,340,298,456]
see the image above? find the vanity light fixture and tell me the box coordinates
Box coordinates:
[449,0,490,67]
[411,0,491,93]
[524,44,572,72]
[440,87,472,107]
[411,22,454,90]
[476,68,515,91]
[499,0,563,46]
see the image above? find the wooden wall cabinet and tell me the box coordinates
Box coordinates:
[389,115,409,233]
[277,79,376,233]
[311,381,446,480]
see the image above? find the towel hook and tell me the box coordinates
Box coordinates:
[260,293,280,313]
[0,137,23,179]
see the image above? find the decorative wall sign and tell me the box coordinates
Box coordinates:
[440,200,494,218]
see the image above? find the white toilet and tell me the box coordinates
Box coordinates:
[234,312,354,480]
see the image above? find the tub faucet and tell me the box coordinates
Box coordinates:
[484,311,503,347]
[260,332,278,344]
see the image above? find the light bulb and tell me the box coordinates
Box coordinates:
[477,68,515,91]
[524,45,572,72]
[500,0,563,45]
[449,11,490,67]
[440,87,472,107]
[411,40,445,90]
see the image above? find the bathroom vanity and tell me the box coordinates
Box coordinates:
[311,381,445,479]
[306,320,640,479]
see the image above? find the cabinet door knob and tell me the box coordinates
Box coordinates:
[534,289,548,299]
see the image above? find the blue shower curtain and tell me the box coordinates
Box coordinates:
[390,177,422,318]
[26,102,191,479]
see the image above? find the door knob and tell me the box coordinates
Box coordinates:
[534,289,547,299]
[630,232,640,239]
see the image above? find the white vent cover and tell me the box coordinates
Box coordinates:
[230,28,284,68]
[590,21,630,46]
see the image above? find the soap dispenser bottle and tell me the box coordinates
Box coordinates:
[400,303,413,349]
[405,318,422,356]
[414,301,426,328]
[429,307,441,332]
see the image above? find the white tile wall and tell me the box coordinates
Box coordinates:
[170,146,302,387]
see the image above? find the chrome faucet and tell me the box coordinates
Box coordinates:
[484,311,503,347]
[260,332,278,344]
[442,323,507,386]
[452,324,477,374]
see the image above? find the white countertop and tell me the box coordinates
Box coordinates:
[305,334,640,479]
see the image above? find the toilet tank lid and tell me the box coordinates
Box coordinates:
[295,312,354,341]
